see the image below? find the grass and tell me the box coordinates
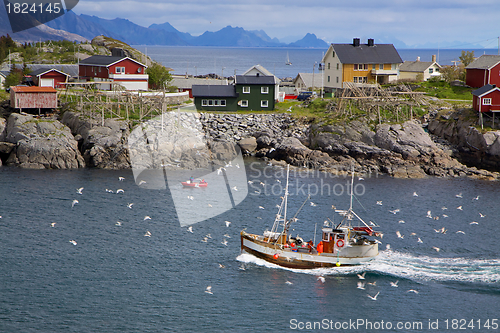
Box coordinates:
[411,80,473,100]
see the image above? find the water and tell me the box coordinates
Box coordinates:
[1,162,499,332]
[134,45,499,78]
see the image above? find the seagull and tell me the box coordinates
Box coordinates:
[407,289,419,294]
[457,206,463,210]
[225,221,231,227]
[441,206,448,210]
[479,213,486,218]
[398,220,405,224]
[239,264,246,271]
[217,167,226,175]
[232,186,238,191]
[390,280,399,287]
[187,226,193,233]
[205,286,213,294]
[413,192,418,197]
[470,221,479,225]
[426,210,432,218]
[206,234,212,239]
[432,246,440,252]
[248,180,253,184]
[138,180,147,185]
[317,276,326,283]
[119,177,125,181]
[208,204,212,207]
[389,209,400,214]
[218,264,225,268]
[127,203,134,209]
[115,221,122,226]
[367,281,377,286]
[285,281,293,285]
[144,230,151,237]
[76,187,84,194]
[260,182,265,186]
[221,239,228,246]
[417,237,423,243]
[105,189,114,193]
[367,292,380,300]
[223,234,231,238]
[144,216,151,221]
[396,231,404,239]
[456,193,463,198]
[358,177,364,181]
[259,206,265,209]
[357,272,366,280]
[116,189,124,193]
[69,240,77,246]
[369,221,377,227]
[187,196,194,200]
[71,199,79,208]
[357,281,366,290]
[456,230,465,234]
[376,201,382,205]
[473,195,480,200]
[201,237,208,243]
[442,214,448,218]
[386,244,391,250]
[51,222,56,227]
[310,202,317,207]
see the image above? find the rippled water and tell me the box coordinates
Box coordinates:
[1,163,499,332]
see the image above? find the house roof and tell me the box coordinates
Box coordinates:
[466,55,500,70]
[242,65,280,84]
[324,42,403,64]
[235,75,275,85]
[171,76,228,89]
[192,85,237,97]
[293,73,323,88]
[28,68,71,77]
[472,84,500,97]
[79,55,147,68]
[11,86,57,93]
[399,61,440,72]
[0,71,8,78]
[20,64,79,77]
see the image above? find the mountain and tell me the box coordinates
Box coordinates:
[288,33,328,48]
[191,26,282,47]
[148,22,194,42]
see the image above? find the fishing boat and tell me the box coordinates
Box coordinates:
[285,52,292,65]
[181,178,208,188]
[240,167,381,269]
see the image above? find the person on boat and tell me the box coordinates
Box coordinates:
[201,179,206,184]
[189,176,194,183]
[316,241,324,254]
[307,240,314,253]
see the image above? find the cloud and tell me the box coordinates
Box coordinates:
[73,0,500,46]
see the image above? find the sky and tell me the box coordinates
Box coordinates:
[72,0,500,48]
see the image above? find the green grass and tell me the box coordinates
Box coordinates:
[412,80,473,100]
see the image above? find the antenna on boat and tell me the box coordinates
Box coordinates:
[349,167,354,212]
[283,165,289,227]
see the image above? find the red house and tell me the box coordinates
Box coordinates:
[465,55,500,88]
[79,55,148,91]
[472,84,500,113]
[28,68,70,88]
[10,86,58,110]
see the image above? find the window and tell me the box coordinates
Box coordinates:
[202,100,208,106]
[328,63,331,70]
[354,64,358,70]
[372,64,376,70]
[261,86,269,94]
[336,63,339,70]
[379,64,384,70]
[208,100,213,106]
[332,51,335,58]
[429,68,434,74]
[116,67,125,74]
[353,77,358,83]
[243,86,250,93]
[364,64,368,70]
[336,77,339,83]
[241,100,248,107]
[261,100,269,108]
[201,99,226,107]
[327,76,330,82]
[220,100,226,106]
[483,98,492,105]
[214,100,220,106]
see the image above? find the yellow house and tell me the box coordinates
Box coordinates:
[321,38,403,92]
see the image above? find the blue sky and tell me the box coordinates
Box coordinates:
[73,0,500,47]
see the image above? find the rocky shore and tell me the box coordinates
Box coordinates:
[0,107,498,180]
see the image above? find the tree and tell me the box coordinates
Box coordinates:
[4,68,23,88]
[459,50,475,68]
[146,62,172,90]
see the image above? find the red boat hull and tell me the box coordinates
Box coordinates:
[181,181,208,188]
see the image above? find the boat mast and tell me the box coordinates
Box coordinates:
[268,165,290,244]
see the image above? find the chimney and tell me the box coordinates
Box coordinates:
[432,54,436,63]
[367,38,374,46]
[353,38,360,47]
[416,56,420,62]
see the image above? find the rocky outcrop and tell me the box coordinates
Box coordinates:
[3,113,85,169]
[61,111,131,169]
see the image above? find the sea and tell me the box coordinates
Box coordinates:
[134,46,500,79]
[1,161,499,332]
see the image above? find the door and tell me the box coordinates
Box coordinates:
[40,78,54,87]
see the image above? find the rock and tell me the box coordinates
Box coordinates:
[238,137,257,153]
[0,117,6,141]
[4,113,85,169]
[0,142,15,154]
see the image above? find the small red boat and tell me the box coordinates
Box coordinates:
[181,179,208,188]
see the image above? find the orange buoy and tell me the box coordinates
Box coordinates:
[273,253,280,259]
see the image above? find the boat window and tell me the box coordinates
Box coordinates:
[322,232,329,241]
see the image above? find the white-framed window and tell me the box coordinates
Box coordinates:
[336,77,339,83]
[116,67,125,74]
[483,98,492,105]
[328,63,331,70]
[337,63,339,70]
[214,100,220,106]
[353,77,358,83]
[261,86,269,94]
[208,100,213,106]
[220,100,226,106]
[379,64,384,70]
[243,86,250,93]
[241,100,248,107]
[202,99,208,106]
[201,99,227,107]
[261,100,269,108]
[429,68,434,74]
[327,76,330,82]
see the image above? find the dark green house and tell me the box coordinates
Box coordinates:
[192,75,275,111]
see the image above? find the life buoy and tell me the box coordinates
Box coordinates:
[336,239,344,248]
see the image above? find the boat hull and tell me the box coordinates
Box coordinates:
[241,232,378,269]
[181,182,207,188]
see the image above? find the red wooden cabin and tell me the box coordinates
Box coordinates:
[465,55,500,88]
[28,68,70,88]
[472,84,500,113]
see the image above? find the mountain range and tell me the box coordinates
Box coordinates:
[0,6,329,48]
